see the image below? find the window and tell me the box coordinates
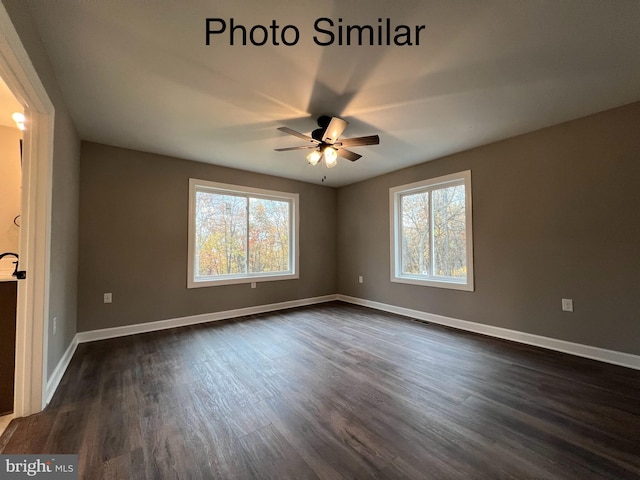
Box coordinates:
[390,171,473,291]
[188,179,299,288]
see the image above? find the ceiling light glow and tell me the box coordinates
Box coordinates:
[307,150,321,166]
[324,147,338,168]
[12,112,25,131]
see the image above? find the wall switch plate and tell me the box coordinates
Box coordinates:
[104,292,112,303]
[251,282,256,289]
[562,298,573,312]
[358,276,363,284]
[52,317,57,335]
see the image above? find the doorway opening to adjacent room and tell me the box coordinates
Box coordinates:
[0,4,54,420]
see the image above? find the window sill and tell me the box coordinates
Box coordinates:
[391,275,473,292]
[188,272,299,289]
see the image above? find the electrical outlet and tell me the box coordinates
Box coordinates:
[561,298,573,312]
[251,282,256,289]
[104,292,112,304]
[358,275,363,284]
[52,317,57,335]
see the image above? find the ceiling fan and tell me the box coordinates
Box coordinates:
[275,115,380,168]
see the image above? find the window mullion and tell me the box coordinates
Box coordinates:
[429,189,434,277]
[245,196,250,275]
[397,194,402,276]
[289,199,294,271]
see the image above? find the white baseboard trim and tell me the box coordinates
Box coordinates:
[77,294,339,344]
[44,334,78,406]
[44,292,638,410]
[337,295,640,371]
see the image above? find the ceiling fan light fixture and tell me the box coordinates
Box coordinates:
[307,150,322,166]
[276,116,380,170]
[324,147,338,168]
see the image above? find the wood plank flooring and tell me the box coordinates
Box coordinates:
[2,302,639,479]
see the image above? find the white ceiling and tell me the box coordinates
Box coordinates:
[26,1,640,187]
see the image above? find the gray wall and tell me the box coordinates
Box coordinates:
[3,1,81,378]
[9,0,638,361]
[337,102,640,356]
[78,142,337,331]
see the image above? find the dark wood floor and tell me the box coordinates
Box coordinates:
[2,302,640,479]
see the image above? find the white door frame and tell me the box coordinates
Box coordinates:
[0,5,54,416]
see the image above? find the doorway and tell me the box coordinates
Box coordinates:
[0,76,23,418]
[0,4,54,421]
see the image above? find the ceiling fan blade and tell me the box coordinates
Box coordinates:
[277,127,317,143]
[275,145,318,151]
[337,148,362,162]
[322,117,349,143]
[338,135,380,147]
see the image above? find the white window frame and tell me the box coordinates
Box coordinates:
[188,178,299,288]
[390,170,474,291]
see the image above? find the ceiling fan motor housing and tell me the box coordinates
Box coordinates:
[311,128,324,142]
[317,115,332,128]
[312,115,333,141]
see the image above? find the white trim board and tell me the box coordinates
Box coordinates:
[1,3,55,417]
[44,292,639,408]
[44,334,78,406]
[337,295,640,371]
[77,295,338,343]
